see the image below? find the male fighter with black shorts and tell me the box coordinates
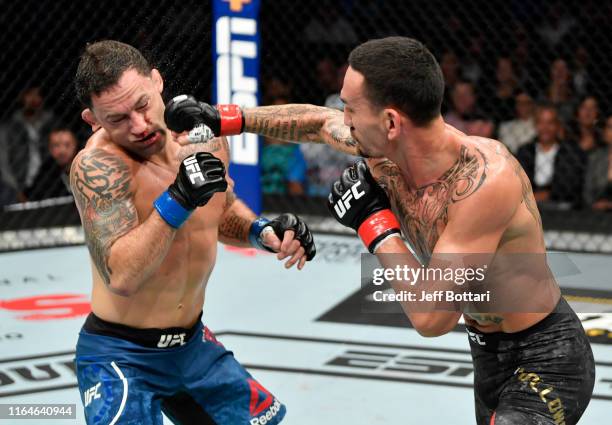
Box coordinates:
[165,37,595,424]
[71,40,315,425]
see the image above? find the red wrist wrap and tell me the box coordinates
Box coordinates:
[217,104,244,135]
[357,209,401,252]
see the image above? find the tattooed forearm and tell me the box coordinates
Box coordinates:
[70,149,137,285]
[224,190,237,211]
[218,210,251,242]
[243,104,360,155]
[177,136,229,159]
[245,105,325,139]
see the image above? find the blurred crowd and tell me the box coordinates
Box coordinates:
[2,0,612,214]
[258,0,612,212]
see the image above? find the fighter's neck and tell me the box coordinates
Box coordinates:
[388,118,460,190]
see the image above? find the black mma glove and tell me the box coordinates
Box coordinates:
[154,152,228,228]
[249,213,316,261]
[165,94,244,137]
[327,160,401,253]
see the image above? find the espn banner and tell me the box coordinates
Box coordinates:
[212,0,262,213]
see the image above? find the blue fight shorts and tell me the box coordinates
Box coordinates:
[74,312,286,425]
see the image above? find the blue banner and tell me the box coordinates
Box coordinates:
[212,0,262,213]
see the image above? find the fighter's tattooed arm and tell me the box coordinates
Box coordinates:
[218,188,256,247]
[495,144,543,230]
[71,149,137,284]
[71,149,176,295]
[176,136,230,159]
[243,104,360,156]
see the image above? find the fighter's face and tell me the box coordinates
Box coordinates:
[340,67,387,158]
[89,68,167,157]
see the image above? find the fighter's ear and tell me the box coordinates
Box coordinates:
[384,108,402,141]
[151,69,163,93]
[81,108,99,132]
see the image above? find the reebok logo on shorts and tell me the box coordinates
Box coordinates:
[248,378,281,424]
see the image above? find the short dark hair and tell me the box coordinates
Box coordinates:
[348,37,444,126]
[75,40,151,108]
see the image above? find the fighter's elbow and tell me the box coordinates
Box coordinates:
[411,315,457,338]
[106,278,137,297]
[415,326,450,338]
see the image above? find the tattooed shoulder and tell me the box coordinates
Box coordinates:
[71,148,138,285]
[488,140,542,229]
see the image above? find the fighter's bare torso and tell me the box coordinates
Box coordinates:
[367,127,560,333]
[240,104,560,334]
[73,130,231,328]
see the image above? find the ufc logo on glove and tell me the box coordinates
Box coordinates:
[333,181,366,218]
[183,155,205,184]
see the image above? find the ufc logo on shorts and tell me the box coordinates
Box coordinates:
[84,382,101,407]
[183,156,205,184]
[157,333,186,348]
[467,329,486,346]
[334,181,365,218]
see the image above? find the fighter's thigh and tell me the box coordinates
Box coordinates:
[76,359,163,425]
[183,327,286,425]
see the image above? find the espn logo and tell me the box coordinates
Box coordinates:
[333,181,365,218]
[215,15,258,165]
[183,156,205,185]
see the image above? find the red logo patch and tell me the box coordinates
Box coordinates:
[202,326,224,347]
[248,378,273,417]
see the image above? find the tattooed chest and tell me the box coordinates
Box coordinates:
[370,146,487,261]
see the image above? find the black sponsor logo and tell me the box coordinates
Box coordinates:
[216,332,612,402]
[0,351,76,397]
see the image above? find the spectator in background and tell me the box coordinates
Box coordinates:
[572,45,591,97]
[482,57,519,125]
[439,51,462,114]
[324,63,348,110]
[536,2,576,53]
[260,98,306,196]
[498,91,537,154]
[540,58,576,125]
[461,33,485,85]
[25,128,78,201]
[516,105,586,208]
[303,0,357,45]
[444,80,494,138]
[583,114,612,211]
[568,95,602,153]
[261,76,292,106]
[315,58,343,106]
[0,86,54,202]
